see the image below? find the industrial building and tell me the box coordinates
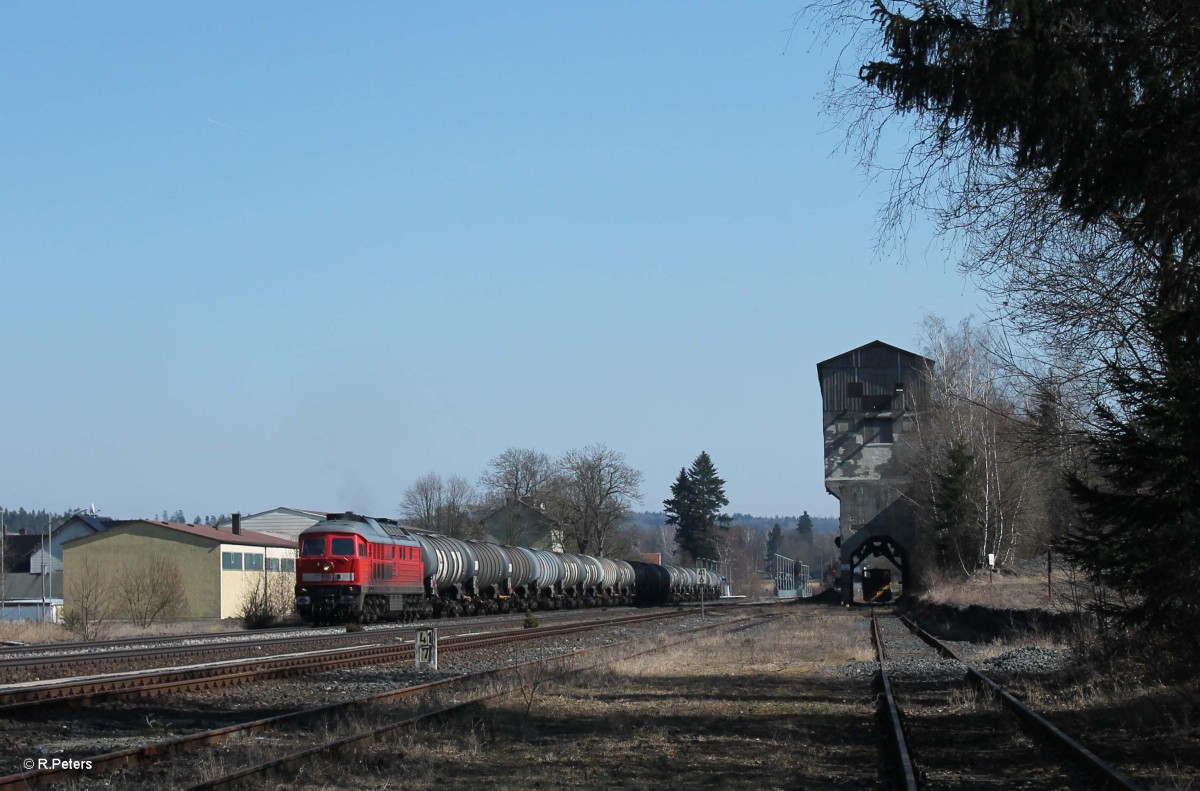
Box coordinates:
[62,518,296,620]
[818,340,933,603]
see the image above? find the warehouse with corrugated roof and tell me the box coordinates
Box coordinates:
[63,517,297,620]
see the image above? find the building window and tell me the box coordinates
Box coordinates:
[281,558,295,572]
[863,394,893,411]
[244,553,264,571]
[222,552,243,570]
[846,382,864,398]
[266,557,280,572]
[864,418,894,444]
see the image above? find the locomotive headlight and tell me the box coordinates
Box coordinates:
[320,562,333,572]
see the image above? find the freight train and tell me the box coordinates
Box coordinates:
[294,512,718,624]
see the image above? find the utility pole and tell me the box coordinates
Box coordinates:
[1,507,6,610]
[41,514,50,622]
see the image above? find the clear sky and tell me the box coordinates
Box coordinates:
[2,3,981,522]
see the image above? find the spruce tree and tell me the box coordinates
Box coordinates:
[795,511,814,544]
[1063,265,1200,655]
[663,451,731,562]
[663,468,696,559]
[765,523,783,571]
[931,441,976,573]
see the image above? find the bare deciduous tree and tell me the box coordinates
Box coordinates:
[401,472,480,538]
[239,570,295,629]
[402,472,442,531]
[440,475,478,538]
[545,444,643,556]
[62,556,116,641]
[479,448,553,506]
[117,554,188,627]
[906,316,1051,574]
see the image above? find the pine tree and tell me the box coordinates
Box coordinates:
[1063,265,1200,655]
[663,451,731,562]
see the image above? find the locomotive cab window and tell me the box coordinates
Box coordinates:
[331,537,356,556]
[301,538,325,557]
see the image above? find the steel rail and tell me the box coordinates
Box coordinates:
[0,606,639,670]
[896,614,1139,791]
[871,612,920,791]
[0,610,686,715]
[0,623,319,656]
[0,612,761,790]
[0,630,408,679]
[0,607,640,657]
[186,616,773,791]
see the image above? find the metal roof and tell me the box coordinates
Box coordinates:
[62,520,296,549]
[300,516,421,546]
[816,340,934,373]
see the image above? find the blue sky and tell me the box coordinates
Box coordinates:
[2,3,981,521]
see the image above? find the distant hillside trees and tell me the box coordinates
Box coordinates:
[0,507,70,535]
[664,451,731,563]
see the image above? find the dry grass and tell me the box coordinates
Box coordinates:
[0,618,249,645]
[0,620,66,644]
[921,566,1089,613]
[241,612,880,790]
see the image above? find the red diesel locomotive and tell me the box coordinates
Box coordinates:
[295,512,716,624]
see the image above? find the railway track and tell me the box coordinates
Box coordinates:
[0,610,761,789]
[0,609,689,715]
[0,624,310,656]
[871,612,1139,789]
[0,607,644,682]
[185,614,771,791]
